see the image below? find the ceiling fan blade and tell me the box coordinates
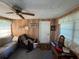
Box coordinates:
[6,12,14,14]
[21,12,35,16]
[17,13,25,19]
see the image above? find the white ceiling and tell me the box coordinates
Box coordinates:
[0,0,79,19]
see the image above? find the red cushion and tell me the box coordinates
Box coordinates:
[55,47,63,53]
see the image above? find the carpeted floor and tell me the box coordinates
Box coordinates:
[8,48,52,59]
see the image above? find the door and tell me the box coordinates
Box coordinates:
[39,21,50,43]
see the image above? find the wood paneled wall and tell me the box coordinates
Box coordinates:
[50,19,59,40]
[12,19,58,40]
[28,19,39,39]
[12,20,28,36]
[12,19,39,39]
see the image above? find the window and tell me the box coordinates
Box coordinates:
[59,11,79,53]
[59,16,73,47]
[0,19,11,38]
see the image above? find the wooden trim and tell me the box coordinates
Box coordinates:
[0,16,14,21]
[11,21,14,37]
[40,19,51,21]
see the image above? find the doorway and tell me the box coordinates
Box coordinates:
[39,21,50,43]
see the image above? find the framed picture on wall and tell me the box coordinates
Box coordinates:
[51,25,55,31]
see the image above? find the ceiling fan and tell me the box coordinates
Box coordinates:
[6,5,35,19]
